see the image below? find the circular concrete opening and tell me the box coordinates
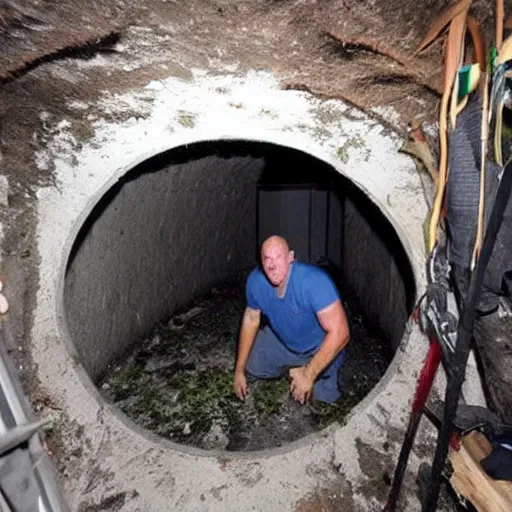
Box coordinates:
[62,140,415,452]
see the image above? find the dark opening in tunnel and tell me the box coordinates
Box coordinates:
[63,140,415,450]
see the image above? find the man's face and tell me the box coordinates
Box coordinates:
[261,243,293,287]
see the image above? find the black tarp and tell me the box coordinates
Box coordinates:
[447,93,512,311]
[446,93,512,423]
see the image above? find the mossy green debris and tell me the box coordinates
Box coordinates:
[100,272,390,451]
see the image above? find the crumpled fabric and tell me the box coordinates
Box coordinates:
[447,93,512,312]
[481,443,512,481]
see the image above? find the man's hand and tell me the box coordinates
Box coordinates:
[289,366,314,404]
[234,370,248,400]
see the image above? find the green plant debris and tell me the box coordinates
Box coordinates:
[336,146,349,163]
[252,378,289,415]
[336,135,371,163]
[260,108,278,120]
[178,112,196,128]
[100,271,390,451]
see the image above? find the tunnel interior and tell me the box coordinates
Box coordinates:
[63,140,415,450]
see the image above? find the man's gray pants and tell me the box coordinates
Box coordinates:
[245,326,346,403]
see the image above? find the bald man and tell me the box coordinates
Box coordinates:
[233,236,350,404]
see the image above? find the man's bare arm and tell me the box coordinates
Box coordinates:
[234,306,261,400]
[305,299,350,381]
[289,299,350,403]
[235,306,261,373]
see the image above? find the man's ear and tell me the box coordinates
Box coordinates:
[289,250,295,263]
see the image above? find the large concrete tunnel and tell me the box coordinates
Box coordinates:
[30,76,447,509]
[62,140,415,417]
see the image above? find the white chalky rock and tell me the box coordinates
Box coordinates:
[0,293,9,314]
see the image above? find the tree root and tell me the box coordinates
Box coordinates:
[325,29,442,96]
[0,31,122,84]
[281,81,403,134]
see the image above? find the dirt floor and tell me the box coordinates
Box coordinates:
[99,270,391,452]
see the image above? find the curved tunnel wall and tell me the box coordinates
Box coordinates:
[343,185,415,351]
[65,147,264,381]
[64,141,415,384]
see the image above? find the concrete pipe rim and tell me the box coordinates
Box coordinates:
[55,136,422,459]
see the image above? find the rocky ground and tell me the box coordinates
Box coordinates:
[100,269,391,451]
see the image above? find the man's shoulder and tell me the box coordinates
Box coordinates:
[245,267,269,310]
[247,267,267,289]
[294,262,340,297]
[294,262,330,282]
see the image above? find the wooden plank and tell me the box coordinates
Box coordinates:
[449,431,512,512]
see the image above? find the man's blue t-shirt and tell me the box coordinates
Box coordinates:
[246,262,340,353]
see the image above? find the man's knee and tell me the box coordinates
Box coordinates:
[245,350,269,379]
[245,327,292,379]
[313,373,341,403]
[245,338,280,379]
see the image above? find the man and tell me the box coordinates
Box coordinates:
[233,235,350,404]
